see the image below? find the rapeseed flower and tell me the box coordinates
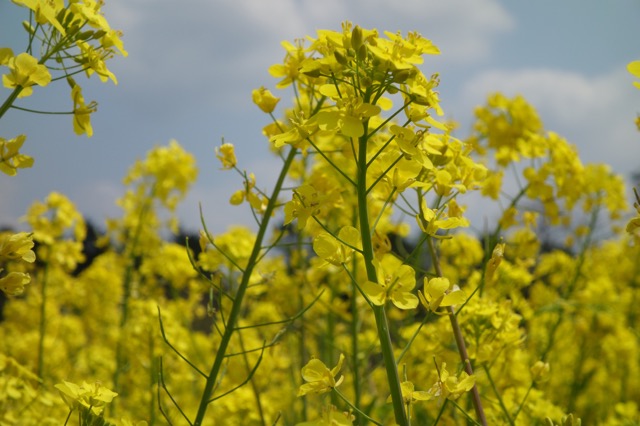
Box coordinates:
[362,254,419,309]
[252,86,280,113]
[419,276,466,313]
[298,354,345,396]
[55,380,118,415]
[215,142,237,169]
[0,135,34,176]
[2,52,51,97]
[427,362,476,401]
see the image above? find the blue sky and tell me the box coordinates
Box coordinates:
[1,0,639,235]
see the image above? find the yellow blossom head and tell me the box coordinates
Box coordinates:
[252,86,280,113]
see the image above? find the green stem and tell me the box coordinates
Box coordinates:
[482,364,514,426]
[0,87,24,121]
[350,254,361,416]
[356,122,408,426]
[192,146,297,426]
[334,388,383,426]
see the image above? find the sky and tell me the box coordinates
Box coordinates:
[1,0,639,236]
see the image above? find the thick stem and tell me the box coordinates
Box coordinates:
[356,128,408,426]
[350,256,361,414]
[0,87,24,121]
[192,146,297,426]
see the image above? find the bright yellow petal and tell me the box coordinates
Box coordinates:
[361,280,386,305]
[441,289,466,307]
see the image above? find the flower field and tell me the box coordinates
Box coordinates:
[1,3,640,425]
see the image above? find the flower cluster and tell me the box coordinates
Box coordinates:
[0,0,127,176]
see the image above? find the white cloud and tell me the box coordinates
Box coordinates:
[105,0,514,93]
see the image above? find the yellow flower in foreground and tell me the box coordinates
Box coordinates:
[417,202,470,237]
[252,86,280,113]
[313,226,361,266]
[427,362,476,401]
[55,380,118,414]
[419,276,466,313]
[0,271,31,296]
[0,135,34,176]
[389,381,430,405]
[0,232,35,263]
[2,52,51,97]
[12,0,66,35]
[298,354,345,396]
[361,254,419,309]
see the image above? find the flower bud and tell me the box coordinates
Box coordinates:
[252,87,280,113]
[351,26,363,50]
[334,50,349,66]
[22,21,35,35]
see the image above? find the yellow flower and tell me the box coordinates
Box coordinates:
[123,140,198,211]
[268,40,306,88]
[252,86,280,113]
[12,0,66,35]
[313,226,362,266]
[270,112,318,148]
[316,86,381,138]
[76,40,118,84]
[0,232,35,263]
[215,143,237,169]
[0,271,31,296]
[418,276,466,313]
[531,361,550,383]
[361,254,419,309]
[396,381,430,404]
[416,203,470,237]
[427,362,476,401]
[0,48,13,65]
[284,183,339,230]
[229,172,267,212]
[0,135,34,176]
[55,380,118,415]
[2,52,51,97]
[298,354,345,396]
[69,79,97,137]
